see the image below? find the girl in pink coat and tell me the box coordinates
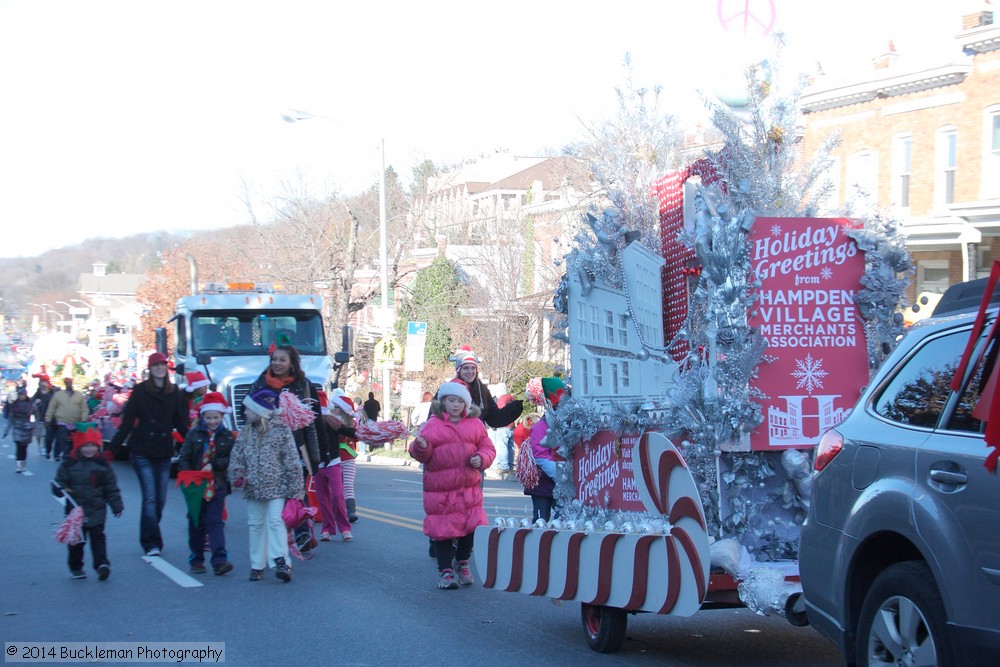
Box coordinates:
[410,380,495,590]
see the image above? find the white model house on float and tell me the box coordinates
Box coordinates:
[567,240,676,405]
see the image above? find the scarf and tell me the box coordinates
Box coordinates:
[264,370,296,391]
[200,429,217,500]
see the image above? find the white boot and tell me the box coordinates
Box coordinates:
[16,461,24,473]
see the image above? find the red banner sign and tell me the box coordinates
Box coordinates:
[748,217,868,450]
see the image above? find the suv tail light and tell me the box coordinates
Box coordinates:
[814,429,843,472]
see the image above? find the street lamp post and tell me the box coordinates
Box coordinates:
[282,110,393,421]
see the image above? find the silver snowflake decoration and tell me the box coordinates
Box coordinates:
[792,354,828,394]
[820,267,833,281]
[770,223,782,237]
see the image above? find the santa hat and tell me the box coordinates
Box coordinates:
[199,391,230,414]
[437,380,472,409]
[32,372,51,384]
[450,344,480,371]
[329,388,355,415]
[243,388,281,420]
[184,371,211,392]
[70,422,103,451]
[316,389,330,415]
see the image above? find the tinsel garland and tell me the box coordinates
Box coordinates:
[539,52,911,559]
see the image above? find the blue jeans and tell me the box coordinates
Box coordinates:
[132,455,171,552]
[187,487,228,567]
[490,428,514,470]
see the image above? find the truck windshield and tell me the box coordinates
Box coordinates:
[191,310,327,356]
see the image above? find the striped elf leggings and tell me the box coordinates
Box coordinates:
[341,458,356,501]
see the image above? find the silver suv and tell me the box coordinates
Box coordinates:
[800,293,1000,665]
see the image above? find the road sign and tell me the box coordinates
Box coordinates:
[405,321,427,373]
[374,334,403,367]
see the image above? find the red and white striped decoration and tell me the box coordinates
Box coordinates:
[654,158,719,361]
[474,433,709,616]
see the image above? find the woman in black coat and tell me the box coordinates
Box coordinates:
[109,352,188,556]
[244,344,326,552]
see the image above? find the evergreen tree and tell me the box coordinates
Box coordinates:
[395,258,465,364]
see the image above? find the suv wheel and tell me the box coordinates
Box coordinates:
[856,561,950,666]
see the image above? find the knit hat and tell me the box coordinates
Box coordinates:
[437,380,472,409]
[450,344,480,371]
[541,377,566,407]
[199,391,230,414]
[243,388,281,419]
[329,388,355,415]
[33,372,51,385]
[71,422,103,451]
[184,371,210,392]
[148,351,168,367]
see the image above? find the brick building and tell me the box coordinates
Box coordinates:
[799,8,1000,303]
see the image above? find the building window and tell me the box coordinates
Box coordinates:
[618,314,628,347]
[892,134,911,210]
[936,126,957,207]
[590,306,599,340]
[818,156,840,214]
[984,107,1000,198]
[577,304,587,340]
[916,260,950,295]
[611,363,619,394]
[847,150,878,200]
[605,310,614,343]
[979,245,995,279]
[594,358,603,388]
[580,359,589,395]
[621,361,630,388]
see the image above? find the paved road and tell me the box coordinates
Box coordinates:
[0,438,844,665]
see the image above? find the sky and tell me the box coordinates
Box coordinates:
[0,0,970,258]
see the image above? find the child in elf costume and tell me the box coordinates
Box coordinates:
[176,392,234,575]
[315,389,355,542]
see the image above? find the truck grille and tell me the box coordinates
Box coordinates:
[230,384,252,430]
[228,382,323,431]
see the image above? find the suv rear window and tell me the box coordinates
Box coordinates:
[873,330,965,428]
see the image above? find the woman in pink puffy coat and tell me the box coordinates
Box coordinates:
[409,380,495,590]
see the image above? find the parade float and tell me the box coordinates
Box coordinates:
[473,61,911,652]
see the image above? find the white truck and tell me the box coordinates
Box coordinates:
[158,280,344,429]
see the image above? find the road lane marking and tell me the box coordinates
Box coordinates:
[392,478,422,485]
[355,507,423,532]
[142,556,203,588]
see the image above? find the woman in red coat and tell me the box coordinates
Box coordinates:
[410,381,495,590]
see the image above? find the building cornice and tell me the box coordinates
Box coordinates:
[956,23,1000,54]
[801,63,972,113]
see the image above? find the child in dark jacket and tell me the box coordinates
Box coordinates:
[176,392,234,575]
[7,388,35,473]
[54,423,124,580]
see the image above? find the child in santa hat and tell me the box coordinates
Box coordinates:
[315,389,355,542]
[176,392,235,575]
[54,423,124,580]
[410,380,495,590]
[182,371,211,427]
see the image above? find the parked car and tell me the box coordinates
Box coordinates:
[800,283,1000,665]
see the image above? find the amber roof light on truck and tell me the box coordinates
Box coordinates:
[198,281,282,294]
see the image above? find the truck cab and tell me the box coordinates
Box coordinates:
[169,282,332,428]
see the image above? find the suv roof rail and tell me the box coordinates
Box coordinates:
[932,277,1000,317]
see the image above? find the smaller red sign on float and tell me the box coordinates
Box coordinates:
[574,431,644,512]
[748,217,868,450]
